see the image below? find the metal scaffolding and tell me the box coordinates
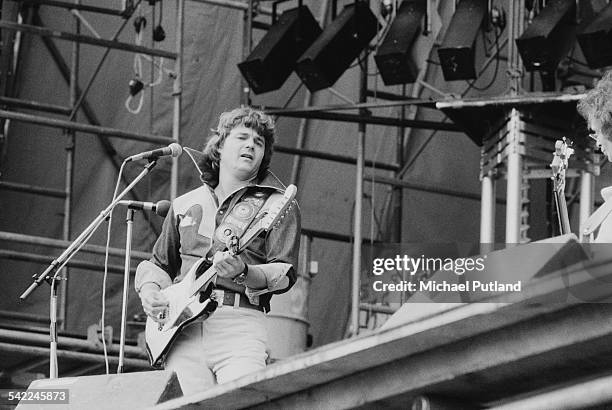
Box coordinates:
[0,0,184,380]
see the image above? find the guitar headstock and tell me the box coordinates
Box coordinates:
[550,138,574,193]
[237,185,297,253]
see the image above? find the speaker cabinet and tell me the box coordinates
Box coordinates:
[296,2,377,92]
[577,2,612,68]
[437,0,488,81]
[516,0,577,71]
[238,6,322,94]
[374,0,426,85]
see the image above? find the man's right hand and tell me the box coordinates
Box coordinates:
[139,283,169,323]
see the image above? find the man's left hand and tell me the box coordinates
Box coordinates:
[213,250,246,279]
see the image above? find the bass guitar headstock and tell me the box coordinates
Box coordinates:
[550,137,574,194]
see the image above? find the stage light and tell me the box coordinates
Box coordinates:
[577,2,612,68]
[295,1,378,92]
[374,0,426,85]
[516,0,576,72]
[437,0,488,81]
[238,6,322,94]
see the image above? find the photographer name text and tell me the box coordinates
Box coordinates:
[372,279,522,292]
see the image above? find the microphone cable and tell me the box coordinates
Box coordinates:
[100,159,129,374]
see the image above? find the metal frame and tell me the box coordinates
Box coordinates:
[0,0,184,379]
[477,108,598,244]
[255,1,603,335]
[267,108,461,131]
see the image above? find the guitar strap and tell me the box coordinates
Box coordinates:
[207,188,272,259]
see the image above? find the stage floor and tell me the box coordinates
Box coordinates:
[151,254,612,409]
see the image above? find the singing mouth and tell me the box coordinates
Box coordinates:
[240,153,254,160]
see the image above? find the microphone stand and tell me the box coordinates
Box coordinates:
[49,278,59,378]
[117,208,135,374]
[19,159,158,378]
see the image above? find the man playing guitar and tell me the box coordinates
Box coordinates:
[135,107,301,394]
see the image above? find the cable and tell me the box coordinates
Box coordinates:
[100,160,128,374]
[466,26,502,91]
[100,206,113,374]
[125,3,166,115]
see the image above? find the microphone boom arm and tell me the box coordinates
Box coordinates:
[19,160,158,300]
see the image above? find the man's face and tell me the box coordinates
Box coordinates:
[589,117,612,162]
[218,126,265,181]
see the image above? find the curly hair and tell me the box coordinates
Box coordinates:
[578,70,612,138]
[200,107,275,186]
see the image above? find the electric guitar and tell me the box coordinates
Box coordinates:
[145,185,297,367]
[550,138,574,235]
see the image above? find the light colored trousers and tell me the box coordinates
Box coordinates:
[164,306,268,395]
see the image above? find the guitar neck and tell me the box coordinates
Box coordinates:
[554,189,571,235]
[190,226,267,295]
[190,260,217,295]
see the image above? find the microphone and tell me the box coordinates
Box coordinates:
[126,143,182,162]
[117,200,171,217]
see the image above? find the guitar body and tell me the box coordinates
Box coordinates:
[145,269,216,367]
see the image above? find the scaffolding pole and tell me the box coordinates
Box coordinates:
[0,342,149,368]
[480,170,496,243]
[0,96,71,115]
[0,249,136,275]
[190,0,273,15]
[579,171,594,241]
[241,0,254,105]
[0,109,173,143]
[392,85,406,244]
[9,0,132,17]
[505,109,523,243]
[268,98,437,114]
[0,310,51,324]
[266,109,461,131]
[278,144,398,171]
[0,181,66,197]
[0,328,146,358]
[58,0,80,332]
[170,0,184,200]
[350,42,369,337]
[0,21,177,59]
[366,173,505,204]
[0,231,150,259]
